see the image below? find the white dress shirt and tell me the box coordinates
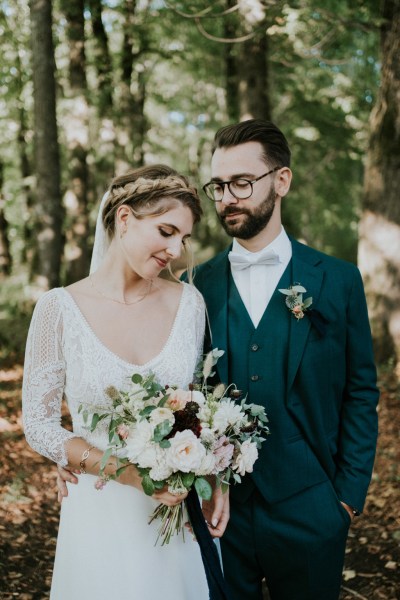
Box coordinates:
[230,228,292,328]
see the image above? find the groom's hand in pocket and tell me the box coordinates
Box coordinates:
[202,486,230,538]
[56,465,79,503]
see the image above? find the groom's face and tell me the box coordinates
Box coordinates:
[211,141,278,240]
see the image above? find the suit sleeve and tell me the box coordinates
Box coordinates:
[333,267,379,512]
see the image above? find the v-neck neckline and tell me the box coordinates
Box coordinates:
[60,284,188,369]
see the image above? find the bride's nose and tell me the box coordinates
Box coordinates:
[165,238,182,260]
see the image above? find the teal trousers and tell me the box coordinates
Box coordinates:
[220,480,350,600]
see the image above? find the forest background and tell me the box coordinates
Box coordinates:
[0,0,399,598]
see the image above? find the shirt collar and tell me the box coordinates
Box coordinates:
[232,227,292,263]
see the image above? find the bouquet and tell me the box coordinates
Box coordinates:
[80,349,270,545]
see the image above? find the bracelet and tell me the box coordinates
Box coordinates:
[79,446,95,474]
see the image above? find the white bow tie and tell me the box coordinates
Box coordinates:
[228,250,280,270]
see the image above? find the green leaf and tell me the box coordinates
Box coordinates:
[139,405,157,418]
[303,296,313,308]
[158,439,171,448]
[90,413,100,431]
[153,419,173,442]
[131,373,143,384]
[115,466,128,478]
[182,472,195,488]
[100,447,113,470]
[194,477,212,500]
[221,481,230,495]
[141,474,155,496]
[233,473,242,484]
[153,480,165,489]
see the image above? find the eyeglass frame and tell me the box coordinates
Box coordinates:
[202,166,281,202]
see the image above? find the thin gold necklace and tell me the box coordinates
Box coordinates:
[89,275,153,306]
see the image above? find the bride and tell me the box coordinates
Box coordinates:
[22,165,227,599]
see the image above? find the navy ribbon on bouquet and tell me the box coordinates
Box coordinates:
[185,489,231,600]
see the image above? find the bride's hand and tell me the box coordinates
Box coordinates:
[56,465,80,503]
[152,486,188,507]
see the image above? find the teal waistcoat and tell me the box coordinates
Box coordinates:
[227,264,327,504]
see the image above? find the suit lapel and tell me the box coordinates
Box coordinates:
[286,240,324,394]
[200,249,230,384]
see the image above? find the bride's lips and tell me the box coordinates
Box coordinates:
[154,256,168,268]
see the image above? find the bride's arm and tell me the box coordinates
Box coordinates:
[22,290,79,466]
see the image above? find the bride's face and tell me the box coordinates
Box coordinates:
[117,203,194,278]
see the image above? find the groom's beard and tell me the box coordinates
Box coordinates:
[217,188,277,240]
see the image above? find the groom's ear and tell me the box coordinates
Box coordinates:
[274,167,292,198]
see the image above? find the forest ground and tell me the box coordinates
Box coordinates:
[0,365,399,600]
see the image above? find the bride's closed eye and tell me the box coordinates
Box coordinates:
[159,228,188,247]
[159,228,173,238]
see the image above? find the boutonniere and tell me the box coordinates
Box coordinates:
[278,284,312,320]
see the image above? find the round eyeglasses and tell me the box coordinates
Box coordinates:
[202,167,281,202]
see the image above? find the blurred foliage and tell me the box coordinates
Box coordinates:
[0,0,382,350]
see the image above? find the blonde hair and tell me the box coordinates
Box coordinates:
[102,164,202,282]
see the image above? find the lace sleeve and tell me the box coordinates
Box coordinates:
[22,290,77,467]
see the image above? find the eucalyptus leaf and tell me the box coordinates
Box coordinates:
[100,447,113,470]
[158,439,171,448]
[303,296,313,308]
[90,413,100,431]
[194,477,212,500]
[182,472,195,488]
[141,474,155,496]
[153,419,173,442]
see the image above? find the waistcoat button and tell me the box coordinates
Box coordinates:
[251,344,259,351]
[250,375,259,381]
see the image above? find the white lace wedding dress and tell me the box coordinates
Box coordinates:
[22,282,209,600]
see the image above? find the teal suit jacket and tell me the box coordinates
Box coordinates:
[192,238,379,512]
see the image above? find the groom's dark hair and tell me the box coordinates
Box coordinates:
[212,119,291,169]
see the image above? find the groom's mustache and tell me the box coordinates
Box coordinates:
[219,206,250,220]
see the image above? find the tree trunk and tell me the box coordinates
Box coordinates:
[238,28,271,120]
[29,0,63,290]
[61,0,91,283]
[358,0,400,366]
[0,162,12,276]
[117,0,147,169]
[224,0,240,122]
[87,0,113,117]
[225,1,271,121]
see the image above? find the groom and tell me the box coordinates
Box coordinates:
[196,119,379,600]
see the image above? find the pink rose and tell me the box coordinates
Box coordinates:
[166,388,192,411]
[116,424,130,440]
[213,435,234,473]
[292,305,304,319]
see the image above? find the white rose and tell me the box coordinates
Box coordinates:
[166,430,206,473]
[125,420,153,462]
[195,451,217,476]
[213,400,245,434]
[232,440,258,476]
[191,391,206,406]
[150,407,175,427]
[149,452,173,480]
[136,442,158,469]
[200,426,215,444]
